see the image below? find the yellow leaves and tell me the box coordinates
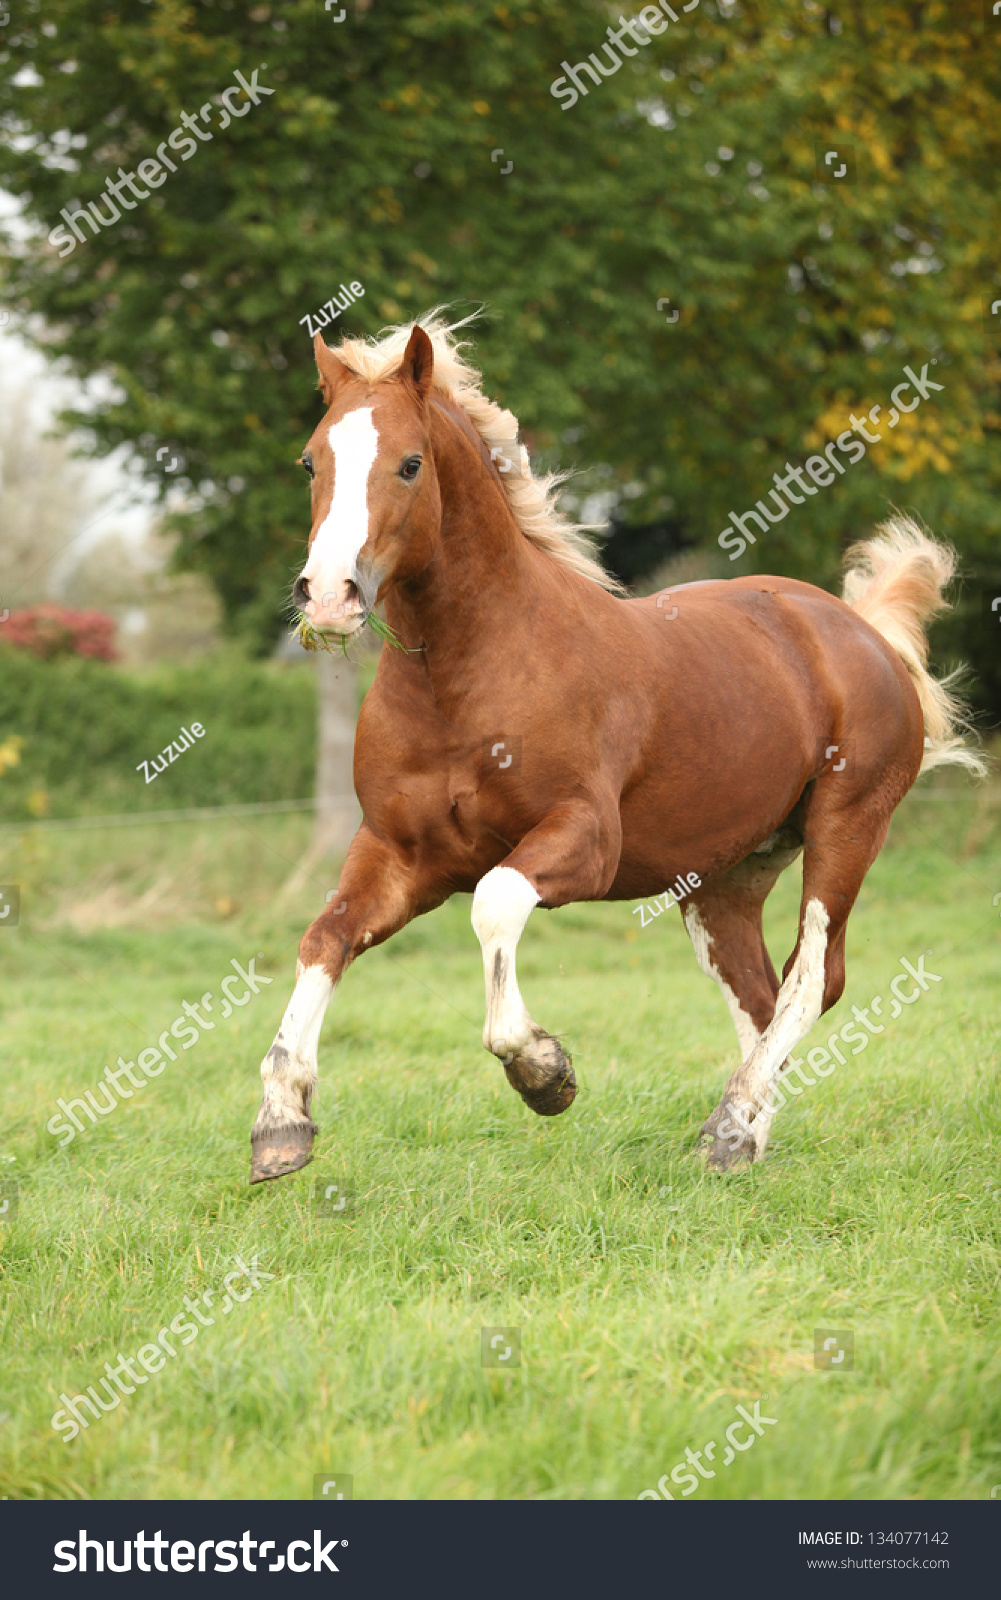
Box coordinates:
[806,395,963,479]
[0,736,23,777]
[806,396,858,449]
[472,101,490,116]
[243,413,262,432]
[406,250,437,277]
[366,187,403,224]
[28,789,50,817]
[398,85,422,108]
[879,408,962,478]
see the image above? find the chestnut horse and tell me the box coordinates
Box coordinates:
[249,312,981,1184]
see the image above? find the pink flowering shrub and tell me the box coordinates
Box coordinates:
[0,604,118,662]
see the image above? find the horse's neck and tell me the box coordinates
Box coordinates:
[384,400,542,658]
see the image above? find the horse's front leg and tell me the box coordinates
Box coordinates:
[249,824,419,1184]
[471,801,620,1117]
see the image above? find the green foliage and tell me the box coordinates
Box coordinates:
[0,647,316,818]
[0,0,998,698]
[0,793,998,1497]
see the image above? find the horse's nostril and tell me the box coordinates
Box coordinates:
[344,580,360,608]
[293,576,311,609]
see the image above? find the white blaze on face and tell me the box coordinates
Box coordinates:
[301,405,380,624]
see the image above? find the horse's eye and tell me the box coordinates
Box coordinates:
[301,453,314,479]
[400,455,422,481]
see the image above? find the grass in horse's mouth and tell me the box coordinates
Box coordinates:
[293,610,405,655]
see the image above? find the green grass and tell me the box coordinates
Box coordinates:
[0,780,999,1501]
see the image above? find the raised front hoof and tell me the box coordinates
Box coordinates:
[503,1033,577,1117]
[249,1121,317,1185]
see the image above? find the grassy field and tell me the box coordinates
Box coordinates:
[0,776,999,1501]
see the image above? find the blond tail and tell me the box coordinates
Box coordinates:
[841,515,986,777]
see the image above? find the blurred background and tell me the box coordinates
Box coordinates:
[1,0,999,837]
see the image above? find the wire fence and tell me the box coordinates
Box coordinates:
[0,797,345,833]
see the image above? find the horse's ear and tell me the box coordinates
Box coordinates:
[314,332,351,408]
[400,324,434,404]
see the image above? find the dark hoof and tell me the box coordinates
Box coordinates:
[249,1121,316,1184]
[698,1105,756,1172]
[699,1130,755,1172]
[503,1032,577,1117]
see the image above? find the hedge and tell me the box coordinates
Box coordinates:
[0,648,317,821]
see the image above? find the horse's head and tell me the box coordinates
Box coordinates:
[293,324,441,634]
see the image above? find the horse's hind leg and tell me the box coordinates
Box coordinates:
[698,784,900,1170]
[683,842,799,1048]
[682,830,801,1151]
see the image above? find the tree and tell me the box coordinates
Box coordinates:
[2,0,998,707]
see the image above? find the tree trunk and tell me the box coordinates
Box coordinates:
[314,648,360,857]
[280,647,359,899]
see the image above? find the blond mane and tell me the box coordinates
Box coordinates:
[333,308,622,593]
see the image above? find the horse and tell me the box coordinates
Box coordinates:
[248,310,983,1185]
